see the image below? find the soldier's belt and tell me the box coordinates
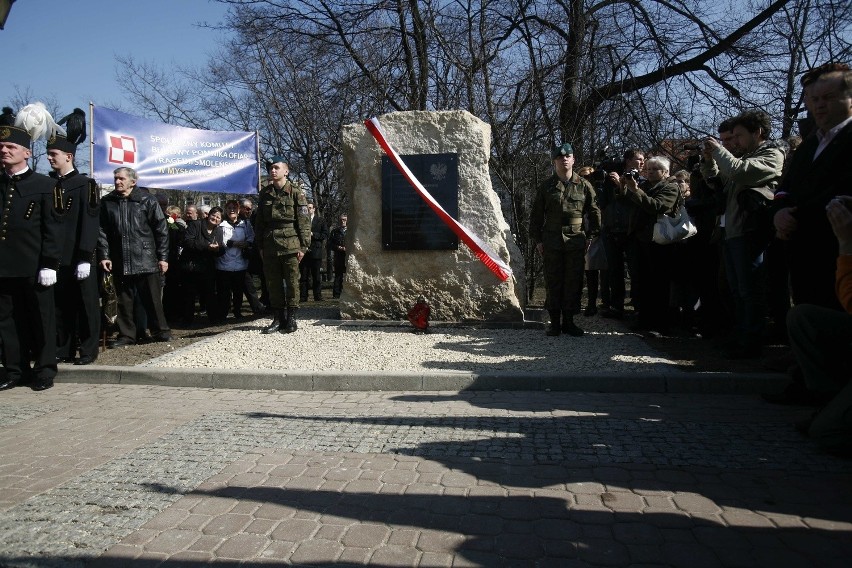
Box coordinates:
[268,220,296,228]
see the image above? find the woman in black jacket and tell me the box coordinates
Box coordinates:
[179,206,224,325]
[624,156,680,334]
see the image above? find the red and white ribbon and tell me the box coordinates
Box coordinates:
[364,117,512,282]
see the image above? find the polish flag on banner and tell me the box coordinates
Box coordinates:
[365,117,512,282]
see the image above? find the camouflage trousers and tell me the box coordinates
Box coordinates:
[262,251,300,309]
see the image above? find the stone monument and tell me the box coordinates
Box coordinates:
[340,110,526,321]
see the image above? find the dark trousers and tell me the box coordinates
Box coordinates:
[242,271,264,313]
[163,269,183,322]
[216,269,248,318]
[788,304,852,456]
[722,235,768,346]
[300,257,323,300]
[0,277,57,382]
[181,270,217,323]
[765,238,791,331]
[787,304,852,396]
[55,266,100,359]
[630,239,675,332]
[585,270,599,307]
[602,231,630,312]
[542,245,585,315]
[333,253,347,298]
[115,272,170,341]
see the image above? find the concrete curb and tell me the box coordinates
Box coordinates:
[55,365,787,394]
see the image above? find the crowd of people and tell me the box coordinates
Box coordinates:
[0,104,348,390]
[1,62,850,458]
[530,62,852,455]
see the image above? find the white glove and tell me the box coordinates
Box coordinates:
[37,268,57,287]
[75,262,91,280]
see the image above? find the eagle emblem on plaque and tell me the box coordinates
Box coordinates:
[430,162,447,181]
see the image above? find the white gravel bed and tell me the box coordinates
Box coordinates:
[141,311,681,375]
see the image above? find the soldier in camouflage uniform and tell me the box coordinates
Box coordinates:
[530,143,601,337]
[254,156,311,334]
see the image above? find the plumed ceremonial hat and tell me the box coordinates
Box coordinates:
[1,103,63,148]
[0,107,31,146]
[551,142,574,158]
[48,108,87,153]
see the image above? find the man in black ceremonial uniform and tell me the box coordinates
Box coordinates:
[0,110,64,391]
[47,109,101,365]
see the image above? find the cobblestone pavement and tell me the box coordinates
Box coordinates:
[1,384,851,567]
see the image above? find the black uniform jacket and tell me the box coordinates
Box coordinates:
[0,169,63,277]
[180,219,225,273]
[50,170,100,266]
[308,215,329,260]
[97,187,169,276]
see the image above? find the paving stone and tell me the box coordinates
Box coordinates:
[419,551,454,566]
[341,523,391,548]
[576,538,631,566]
[369,544,421,565]
[143,528,200,554]
[269,518,321,542]
[201,513,252,536]
[415,529,466,553]
[661,541,723,567]
[289,539,344,563]
[213,533,270,560]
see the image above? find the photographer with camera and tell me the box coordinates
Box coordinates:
[597,149,645,319]
[623,156,680,335]
[701,110,785,359]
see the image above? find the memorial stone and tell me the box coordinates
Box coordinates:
[340,110,526,321]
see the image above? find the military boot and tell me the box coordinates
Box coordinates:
[562,313,584,337]
[546,310,561,336]
[262,310,286,334]
[281,307,298,333]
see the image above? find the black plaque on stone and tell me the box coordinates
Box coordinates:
[382,153,459,250]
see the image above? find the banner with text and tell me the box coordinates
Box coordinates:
[92,106,258,194]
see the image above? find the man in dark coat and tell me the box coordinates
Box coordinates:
[46,110,101,365]
[299,200,329,301]
[328,214,348,299]
[774,64,852,310]
[0,112,64,391]
[766,63,852,405]
[97,167,172,347]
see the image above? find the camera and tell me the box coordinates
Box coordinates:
[623,169,639,180]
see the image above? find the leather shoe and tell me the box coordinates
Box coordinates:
[31,378,54,391]
[0,376,20,390]
[108,337,136,349]
[154,333,175,342]
[75,355,97,366]
[562,321,585,337]
[56,356,75,364]
[600,308,624,320]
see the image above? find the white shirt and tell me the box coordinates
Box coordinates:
[815,115,852,160]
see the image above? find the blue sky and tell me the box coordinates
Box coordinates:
[0,0,231,118]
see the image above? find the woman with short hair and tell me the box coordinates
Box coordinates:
[215,200,256,320]
[180,206,224,324]
[624,156,681,334]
